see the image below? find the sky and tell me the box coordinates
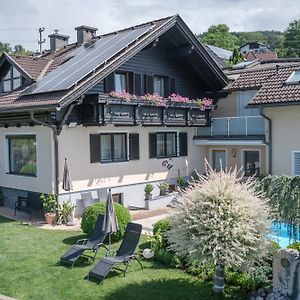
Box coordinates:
[0,0,299,51]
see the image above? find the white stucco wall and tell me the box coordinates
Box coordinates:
[265,106,300,176]
[0,125,54,193]
[57,124,205,208]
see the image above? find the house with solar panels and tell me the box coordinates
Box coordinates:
[0,15,228,213]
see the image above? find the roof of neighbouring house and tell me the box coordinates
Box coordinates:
[244,50,277,61]
[0,14,228,113]
[224,58,300,107]
[204,44,232,68]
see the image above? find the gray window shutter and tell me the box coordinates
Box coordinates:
[134,73,142,96]
[145,75,154,94]
[149,133,157,158]
[129,134,139,160]
[128,72,134,94]
[294,152,300,175]
[179,132,188,156]
[164,77,170,97]
[169,77,176,94]
[105,72,115,93]
[90,134,100,163]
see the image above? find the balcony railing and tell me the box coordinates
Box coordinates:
[196,116,265,137]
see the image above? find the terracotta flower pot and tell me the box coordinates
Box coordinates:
[45,212,56,225]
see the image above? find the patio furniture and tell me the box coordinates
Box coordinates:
[14,192,43,221]
[88,222,143,282]
[60,214,108,267]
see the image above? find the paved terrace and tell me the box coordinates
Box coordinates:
[0,206,172,233]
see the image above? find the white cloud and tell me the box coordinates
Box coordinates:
[0,0,299,51]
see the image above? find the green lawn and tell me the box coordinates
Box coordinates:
[0,216,248,300]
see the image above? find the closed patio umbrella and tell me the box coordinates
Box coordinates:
[62,158,72,192]
[103,189,119,246]
[62,158,73,225]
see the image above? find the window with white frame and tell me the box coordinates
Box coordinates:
[292,151,300,175]
[7,135,37,176]
[153,76,165,97]
[286,70,300,85]
[243,150,260,176]
[114,73,127,92]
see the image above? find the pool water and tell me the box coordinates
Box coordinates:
[269,222,300,248]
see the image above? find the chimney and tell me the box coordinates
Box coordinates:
[75,25,98,45]
[48,30,70,51]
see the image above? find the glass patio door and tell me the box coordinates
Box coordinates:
[212,150,227,172]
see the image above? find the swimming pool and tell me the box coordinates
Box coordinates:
[269,222,300,248]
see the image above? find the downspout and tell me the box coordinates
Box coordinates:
[29,99,82,196]
[259,107,272,175]
[30,111,60,195]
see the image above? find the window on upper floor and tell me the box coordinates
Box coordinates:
[114,73,127,92]
[153,76,165,97]
[1,66,23,93]
[286,70,300,85]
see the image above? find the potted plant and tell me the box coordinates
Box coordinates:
[57,200,76,225]
[158,181,170,196]
[177,176,187,190]
[40,193,57,224]
[144,183,154,200]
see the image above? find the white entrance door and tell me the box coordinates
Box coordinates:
[212,150,227,172]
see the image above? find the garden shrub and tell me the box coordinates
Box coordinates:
[81,202,131,242]
[287,241,300,252]
[153,218,171,248]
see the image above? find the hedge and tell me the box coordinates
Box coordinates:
[81,202,131,242]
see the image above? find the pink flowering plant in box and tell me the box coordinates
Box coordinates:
[169,93,190,103]
[142,93,166,106]
[195,97,214,110]
[109,90,136,102]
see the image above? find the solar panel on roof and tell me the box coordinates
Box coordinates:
[24,25,153,95]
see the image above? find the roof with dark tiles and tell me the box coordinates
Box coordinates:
[225,59,300,106]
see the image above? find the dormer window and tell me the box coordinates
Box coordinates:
[1,66,22,93]
[286,70,300,85]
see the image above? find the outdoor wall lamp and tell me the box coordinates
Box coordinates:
[232,148,237,158]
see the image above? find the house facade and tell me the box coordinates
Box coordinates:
[0,15,228,213]
[198,58,300,177]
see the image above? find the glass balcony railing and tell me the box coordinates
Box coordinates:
[196,116,265,137]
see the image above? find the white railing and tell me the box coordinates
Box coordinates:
[196,116,265,137]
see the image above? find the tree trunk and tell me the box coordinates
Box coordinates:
[213,264,225,293]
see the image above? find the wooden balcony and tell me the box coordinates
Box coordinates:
[74,94,210,127]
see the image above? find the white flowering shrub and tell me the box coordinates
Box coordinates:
[167,163,271,292]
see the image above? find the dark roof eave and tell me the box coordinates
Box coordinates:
[0,103,57,114]
[175,16,229,87]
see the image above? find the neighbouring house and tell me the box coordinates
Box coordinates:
[239,42,277,61]
[196,58,300,177]
[0,15,228,214]
[204,44,233,68]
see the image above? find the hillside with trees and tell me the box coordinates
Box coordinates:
[198,19,300,58]
[0,42,32,56]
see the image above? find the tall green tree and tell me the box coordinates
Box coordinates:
[284,20,300,57]
[13,45,32,56]
[200,24,239,51]
[0,42,11,56]
[229,48,244,65]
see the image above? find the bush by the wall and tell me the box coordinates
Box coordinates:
[81,202,131,242]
